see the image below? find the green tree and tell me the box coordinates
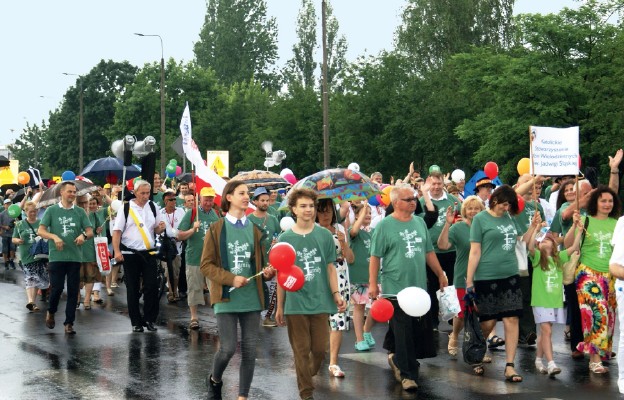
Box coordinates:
[194,0,279,88]
[285,0,318,89]
[8,121,49,174]
[325,0,348,90]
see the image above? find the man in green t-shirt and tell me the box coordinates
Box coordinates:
[38,181,94,334]
[369,184,448,392]
[275,188,346,400]
[248,187,281,327]
[177,186,220,330]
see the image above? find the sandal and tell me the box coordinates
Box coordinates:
[589,361,608,374]
[167,294,177,303]
[189,319,200,330]
[32,304,40,312]
[564,328,571,342]
[448,334,459,356]
[482,353,492,363]
[26,303,35,312]
[504,363,523,383]
[473,364,484,376]
[107,289,115,296]
[84,303,91,310]
[328,364,345,378]
[487,335,505,348]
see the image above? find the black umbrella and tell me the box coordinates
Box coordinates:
[1,183,20,195]
[0,156,10,168]
[80,157,141,179]
[175,173,194,183]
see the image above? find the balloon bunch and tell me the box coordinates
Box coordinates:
[165,159,182,179]
[280,169,297,185]
[369,184,393,207]
[269,243,305,292]
[370,286,432,323]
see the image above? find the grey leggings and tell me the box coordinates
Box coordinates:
[213,311,260,397]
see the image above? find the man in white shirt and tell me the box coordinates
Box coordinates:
[112,180,166,333]
[160,190,186,303]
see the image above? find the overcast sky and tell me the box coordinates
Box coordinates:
[0,0,578,147]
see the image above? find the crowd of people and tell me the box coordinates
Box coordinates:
[2,151,624,399]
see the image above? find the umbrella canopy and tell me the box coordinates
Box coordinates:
[0,156,10,168]
[230,170,291,191]
[1,183,20,194]
[463,170,503,197]
[80,157,141,179]
[175,173,194,183]
[37,180,99,208]
[290,168,380,203]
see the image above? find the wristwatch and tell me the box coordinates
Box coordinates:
[81,232,88,240]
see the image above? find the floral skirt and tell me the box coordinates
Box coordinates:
[23,261,49,289]
[575,263,615,358]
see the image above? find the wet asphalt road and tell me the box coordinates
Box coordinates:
[0,266,622,400]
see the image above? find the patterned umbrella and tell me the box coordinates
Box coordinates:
[290,168,380,203]
[230,170,291,191]
[37,180,99,208]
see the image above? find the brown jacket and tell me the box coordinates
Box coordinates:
[200,218,267,307]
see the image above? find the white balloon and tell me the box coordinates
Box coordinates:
[347,162,360,172]
[451,169,465,183]
[110,200,122,212]
[397,286,431,317]
[280,168,293,178]
[280,216,296,231]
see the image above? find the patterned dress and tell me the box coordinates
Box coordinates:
[328,224,351,331]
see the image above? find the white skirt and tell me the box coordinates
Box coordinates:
[532,306,566,324]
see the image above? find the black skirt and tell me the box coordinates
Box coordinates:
[474,275,523,322]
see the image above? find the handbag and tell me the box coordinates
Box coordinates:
[463,298,487,365]
[25,220,49,259]
[516,240,529,277]
[562,217,589,285]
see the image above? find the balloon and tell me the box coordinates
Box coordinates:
[166,171,175,179]
[517,158,531,176]
[175,166,182,176]
[517,194,525,213]
[429,165,441,174]
[370,298,394,322]
[110,200,122,213]
[284,173,297,185]
[277,266,305,292]
[280,168,293,178]
[7,204,21,218]
[280,216,296,232]
[269,242,297,271]
[169,159,178,167]
[484,162,498,180]
[126,178,134,191]
[451,169,465,183]
[61,170,76,181]
[347,162,360,172]
[397,286,431,317]
[380,185,393,207]
[368,195,380,206]
[17,171,30,185]
[105,173,118,184]
[165,164,176,175]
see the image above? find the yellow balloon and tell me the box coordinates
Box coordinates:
[517,158,531,176]
[380,185,393,206]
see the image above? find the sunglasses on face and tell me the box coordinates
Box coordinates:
[400,197,417,203]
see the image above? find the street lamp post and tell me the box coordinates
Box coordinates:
[135,33,166,174]
[63,73,84,171]
[321,0,330,169]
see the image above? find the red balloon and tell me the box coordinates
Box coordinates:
[277,266,305,292]
[106,173,118,184]
[517,194,525,213]
[370,298,394,323]
[269,242,296,271]
[484,161,499,180]
[126,178,134,191]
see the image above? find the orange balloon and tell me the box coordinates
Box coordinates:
[380,185,393,206]
[517,158,531,176]
[17,171,30,185]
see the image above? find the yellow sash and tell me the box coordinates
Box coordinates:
[128,207,155,253]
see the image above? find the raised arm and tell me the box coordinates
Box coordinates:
[437,206,454,251]
[608,149,622,193]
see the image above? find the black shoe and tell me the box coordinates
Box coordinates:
[525,332,537,346]
[206,374,223,400]
[144,322,157,332]
[133,325,144,333]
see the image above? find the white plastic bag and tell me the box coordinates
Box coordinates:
[95,236,112,276]
[515,240,529,277]
[436,285,461,321]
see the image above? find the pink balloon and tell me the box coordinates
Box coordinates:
[284,173,297,185]
[175,166,182,176]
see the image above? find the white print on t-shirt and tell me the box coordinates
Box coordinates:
[436,209,446,227]
[228,240,251,274]
[526,208,536,227]
[400,229,423,258]
[298,247,322,281]
[496,224,517,251]
[58,216,77,238]
[544,268,558,293]
[594,231,614,259]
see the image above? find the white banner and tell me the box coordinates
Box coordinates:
[530,126,580,176]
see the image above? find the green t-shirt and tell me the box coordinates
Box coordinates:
[421,194,460,253]
[513,201,545,235]
[12,219,41,265]
[214,221,262,314]
[550,203,586,238]
[175,196,186,208]
[248,213,280,261]
[178,208,220,266]
[470,211,518,281]
[530,249,568,308]
[278,225,337,315]
[448,221,471,288]
[152,192,164,208]
[579,216,617,273]
[41,204,92,263]
[370,215,433,294]
[348,228,372,284]
[81,212,99,263]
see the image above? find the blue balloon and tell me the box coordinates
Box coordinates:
[61,170,76,181]
[368,195,380,206]
[166,171,176,179]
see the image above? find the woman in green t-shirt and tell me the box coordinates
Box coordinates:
[466,185,523,382]
[563,185,621,374]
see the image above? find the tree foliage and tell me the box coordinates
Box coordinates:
[8,122,49,174]
[284,0,318,89]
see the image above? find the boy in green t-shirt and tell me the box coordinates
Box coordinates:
[275,188,346,400]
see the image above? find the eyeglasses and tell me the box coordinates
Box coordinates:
[166,198,177,202]
[400,197,417,203]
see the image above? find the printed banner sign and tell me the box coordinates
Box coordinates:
[530,126,580,175]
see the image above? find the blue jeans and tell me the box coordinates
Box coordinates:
[48,261,80,325]
[212,311,260,397]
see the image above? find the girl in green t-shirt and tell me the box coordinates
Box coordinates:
[527,212,582,376]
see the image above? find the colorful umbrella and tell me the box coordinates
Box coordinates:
[230,170,291,191]
[37,179,99,208]
[289,168,380,204]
